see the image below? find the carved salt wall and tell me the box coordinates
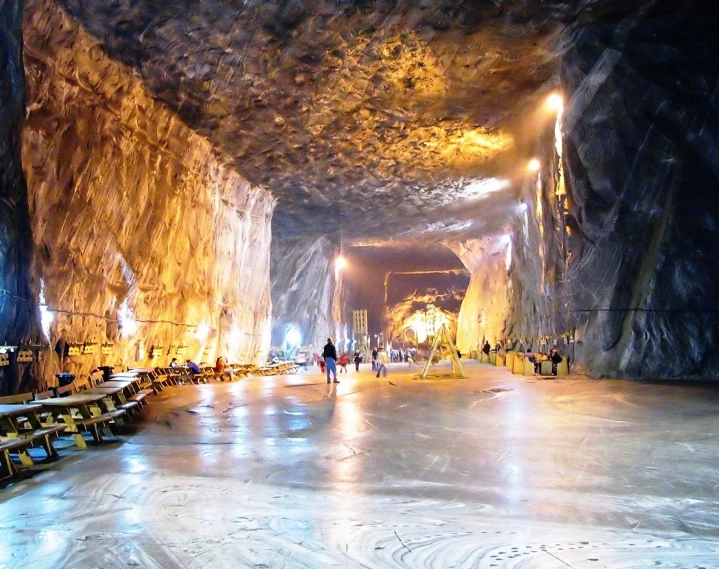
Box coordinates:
[455,5,719,378]
[0,0,39,394]
[270,235,340,353]
[20,0,274,387]
[450,239,510,356]
[558,3,719,378]
[383,271,468,348]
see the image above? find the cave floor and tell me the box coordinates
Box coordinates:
[1,362,719,568]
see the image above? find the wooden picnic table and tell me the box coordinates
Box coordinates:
[38,393,126,448]
[97,379,153,408]
[0,403,44,421]
[0,404,65,477]
[100,380,139,390]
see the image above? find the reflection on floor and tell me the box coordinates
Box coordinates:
[1,362,719,568]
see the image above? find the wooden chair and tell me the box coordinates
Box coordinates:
[73,377,92,392]
[89,369,104,387]
[34,391,54,401]
[55,383,76,397]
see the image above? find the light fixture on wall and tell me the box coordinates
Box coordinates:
[118,299,138,338]
[546,92,564,113]
[285,326,301,347]
[335,255,348,271]
[195,323,210,342]
[528,158,541,172]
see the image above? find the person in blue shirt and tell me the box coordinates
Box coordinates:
[185,360,201,374]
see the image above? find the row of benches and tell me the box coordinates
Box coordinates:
[0,361,304,482]
[0,372,155,481]
[480,351,569,376]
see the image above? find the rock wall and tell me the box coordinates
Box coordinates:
[18,0,274,388]
[384,270,468,347]
[559,2,719,378]
[0,0,39,394]
[456,2,719,378]
[270,235,340,353]
[450,239,510,356]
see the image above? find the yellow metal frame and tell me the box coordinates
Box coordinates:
[420,324,468,379]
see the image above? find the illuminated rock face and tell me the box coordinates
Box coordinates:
[450,239,510,356]
[1,0,717,386]
[18,0,274,387]
[454,3,719,378]
[50,0,572,242]
[270,236,340,353]
[384,271,467,347]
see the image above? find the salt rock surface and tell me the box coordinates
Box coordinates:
[0,0,40,394]
[450,238,510,355]
[270,235,340,352]
[453,3,719,378]
[558,4,719,378]
[20,0,274,386]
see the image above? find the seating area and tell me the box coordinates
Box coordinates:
[481,350,569,377]
[0,360,296,483]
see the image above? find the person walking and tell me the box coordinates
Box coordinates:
[371,347,378,371]
[323,337,339,383]
[375,348,389,378]
[353,350,362,372]
[338,352,349,373]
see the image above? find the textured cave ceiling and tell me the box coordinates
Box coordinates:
[54,0,634,244]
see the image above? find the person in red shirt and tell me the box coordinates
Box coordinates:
[338,353,350,373]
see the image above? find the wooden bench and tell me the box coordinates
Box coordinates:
[0,393,34,405]
[55,383,76,397]
[73,377,92,392]
[0,405,67,475]
[11,425,67,461]
[0,437,33,479]
[38,395,127,449]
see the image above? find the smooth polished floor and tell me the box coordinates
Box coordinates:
[1,362,719,568]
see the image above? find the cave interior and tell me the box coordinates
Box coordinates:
[0,0,718,394]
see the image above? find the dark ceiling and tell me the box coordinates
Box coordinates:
[54,0,627,243]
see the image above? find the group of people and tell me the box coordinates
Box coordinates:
[169,356,230,379]
[480,340,566,375]
[318,338,403,382]
[523,348,564,374]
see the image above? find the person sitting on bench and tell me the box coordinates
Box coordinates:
[549,348,563,375]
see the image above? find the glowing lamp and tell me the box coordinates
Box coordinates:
[546,93,564,113]
[118,299,138,338]
[285,327,301,347]
[528,159,541,172]
[519,202,529,212]
[335,255,348,271]
[195,323,210,342]
[500,234,512,245]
